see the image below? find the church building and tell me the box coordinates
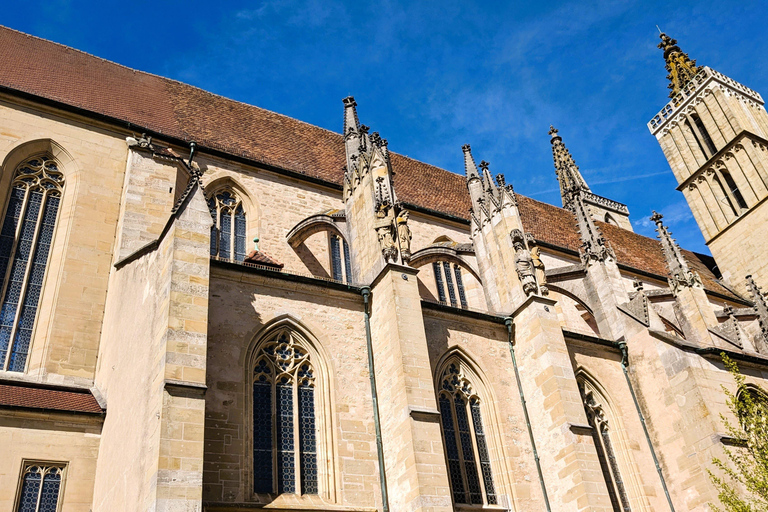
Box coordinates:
[0,25,767,512]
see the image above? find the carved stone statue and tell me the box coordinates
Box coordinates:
[396,209,412,261]
[526,234,548,296]
[375,220,398,263]
[511,229,537,296]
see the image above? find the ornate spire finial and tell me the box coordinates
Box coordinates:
[651,210,702,294]
[342,96,360,137]
[549,127,590,210]
[746,275,768,353]
[462,144,481,182]
[657,32,701,98]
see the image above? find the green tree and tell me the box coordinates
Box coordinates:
[709,354,768,511]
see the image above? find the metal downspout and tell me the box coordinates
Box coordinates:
[505,318,552,512]
[361,286,390,512]
[617,340,676,512]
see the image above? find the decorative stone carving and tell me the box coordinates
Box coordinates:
[526,233,548,296]
[396,209,412,262]
[375,218,398,263]
[618,278,650,326]
[709,305,744,349]
[511,229,537,296]
[746,275,768,354]
[650,211,703,295]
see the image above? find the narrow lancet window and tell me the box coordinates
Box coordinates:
[692,114,717,156]
[330,234,343,281]
[721,170,748,210]
[580,382,631,512]
[0,156,64,372]
[252,331,318,495]
[443,261,457,307]
[208,190,247,261]
[16,463,64,512]
[438,362,497,506]
[433,261,446,303]
[453,265,468,309]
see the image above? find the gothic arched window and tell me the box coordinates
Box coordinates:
[720,170,748,210]
[329,233,351,283]
[252,330,318,496]
[15,462,65,512]
[579,381,631,512]
[432,261,468,309]
[0,155,64,372]
[207,190,247,261]
[691,113,717,156]
[438,362,497,506]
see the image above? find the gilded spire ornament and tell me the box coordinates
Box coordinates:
[658,32,701,98]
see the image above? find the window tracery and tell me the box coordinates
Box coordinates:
[16,462,65,512]
[438,362,496,506]
[207,189,246,261]
[580,383,631,512]
[252,330,318,496]
[0,155,64,372]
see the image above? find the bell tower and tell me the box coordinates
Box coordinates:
[648,33,768,294]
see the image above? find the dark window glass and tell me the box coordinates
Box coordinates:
[453,265,468,309]
[721,171,748,210]
[0,157,63,372]
[17,464,63,512]
[252,334,318,496]
[439,395,466,503]
[471,401,497,504]
[685,119,709,159]
[443,261,457,307]
[219,213,232,260]
[343,240,352,284]
[713,174,738,216]
[235,205,247,261]
[433,262,446,303]
[692,114,717,156]
[330,235,343,281]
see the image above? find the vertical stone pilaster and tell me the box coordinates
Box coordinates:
[369,264,452,512]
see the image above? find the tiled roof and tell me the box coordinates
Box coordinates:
[0,381,103,414]
[0,26,739,300]
[244,250,284,269]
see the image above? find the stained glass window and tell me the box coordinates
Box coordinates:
[16,463,64,512]
[252,331,318,495]
[433,261,469,309]
[207,190,247,261]
[438,362,496,506]
[580,383,631,512]
[0,156,64,372]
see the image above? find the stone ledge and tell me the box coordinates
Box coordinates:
[409,405,440,423]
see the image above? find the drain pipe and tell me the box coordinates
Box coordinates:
[505,318,551,512]
[618,340,676,512]
[361,286,390,512]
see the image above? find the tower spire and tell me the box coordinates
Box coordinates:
[549,126,591,210]
[462,144,480,182]
[650,211,702,293]
[658,32,701,98]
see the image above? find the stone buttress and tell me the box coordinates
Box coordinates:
[342,97,453,512]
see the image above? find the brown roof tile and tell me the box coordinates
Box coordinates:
[0,26,740,300]
[0,382,103,414]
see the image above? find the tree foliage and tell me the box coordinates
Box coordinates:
[709,354,768,511]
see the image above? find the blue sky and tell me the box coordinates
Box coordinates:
[4,1,768,253]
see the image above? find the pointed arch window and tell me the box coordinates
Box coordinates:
[438,362,496,506]
[15,462,65,512]
[0,156,64,372]
[691,113,717,156]
[252,331,318,496]
[207,190,247,261]
[579,382,631,512]
[329,233,352,283]
[720,170,748,210]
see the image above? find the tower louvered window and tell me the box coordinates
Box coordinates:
[580,383,631,512]
[0,156,64,372]
[16,463,64,512]
[253,331,318,495]
[438,362,497,506]
[208,190,246,261]
[432,262,468,309]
